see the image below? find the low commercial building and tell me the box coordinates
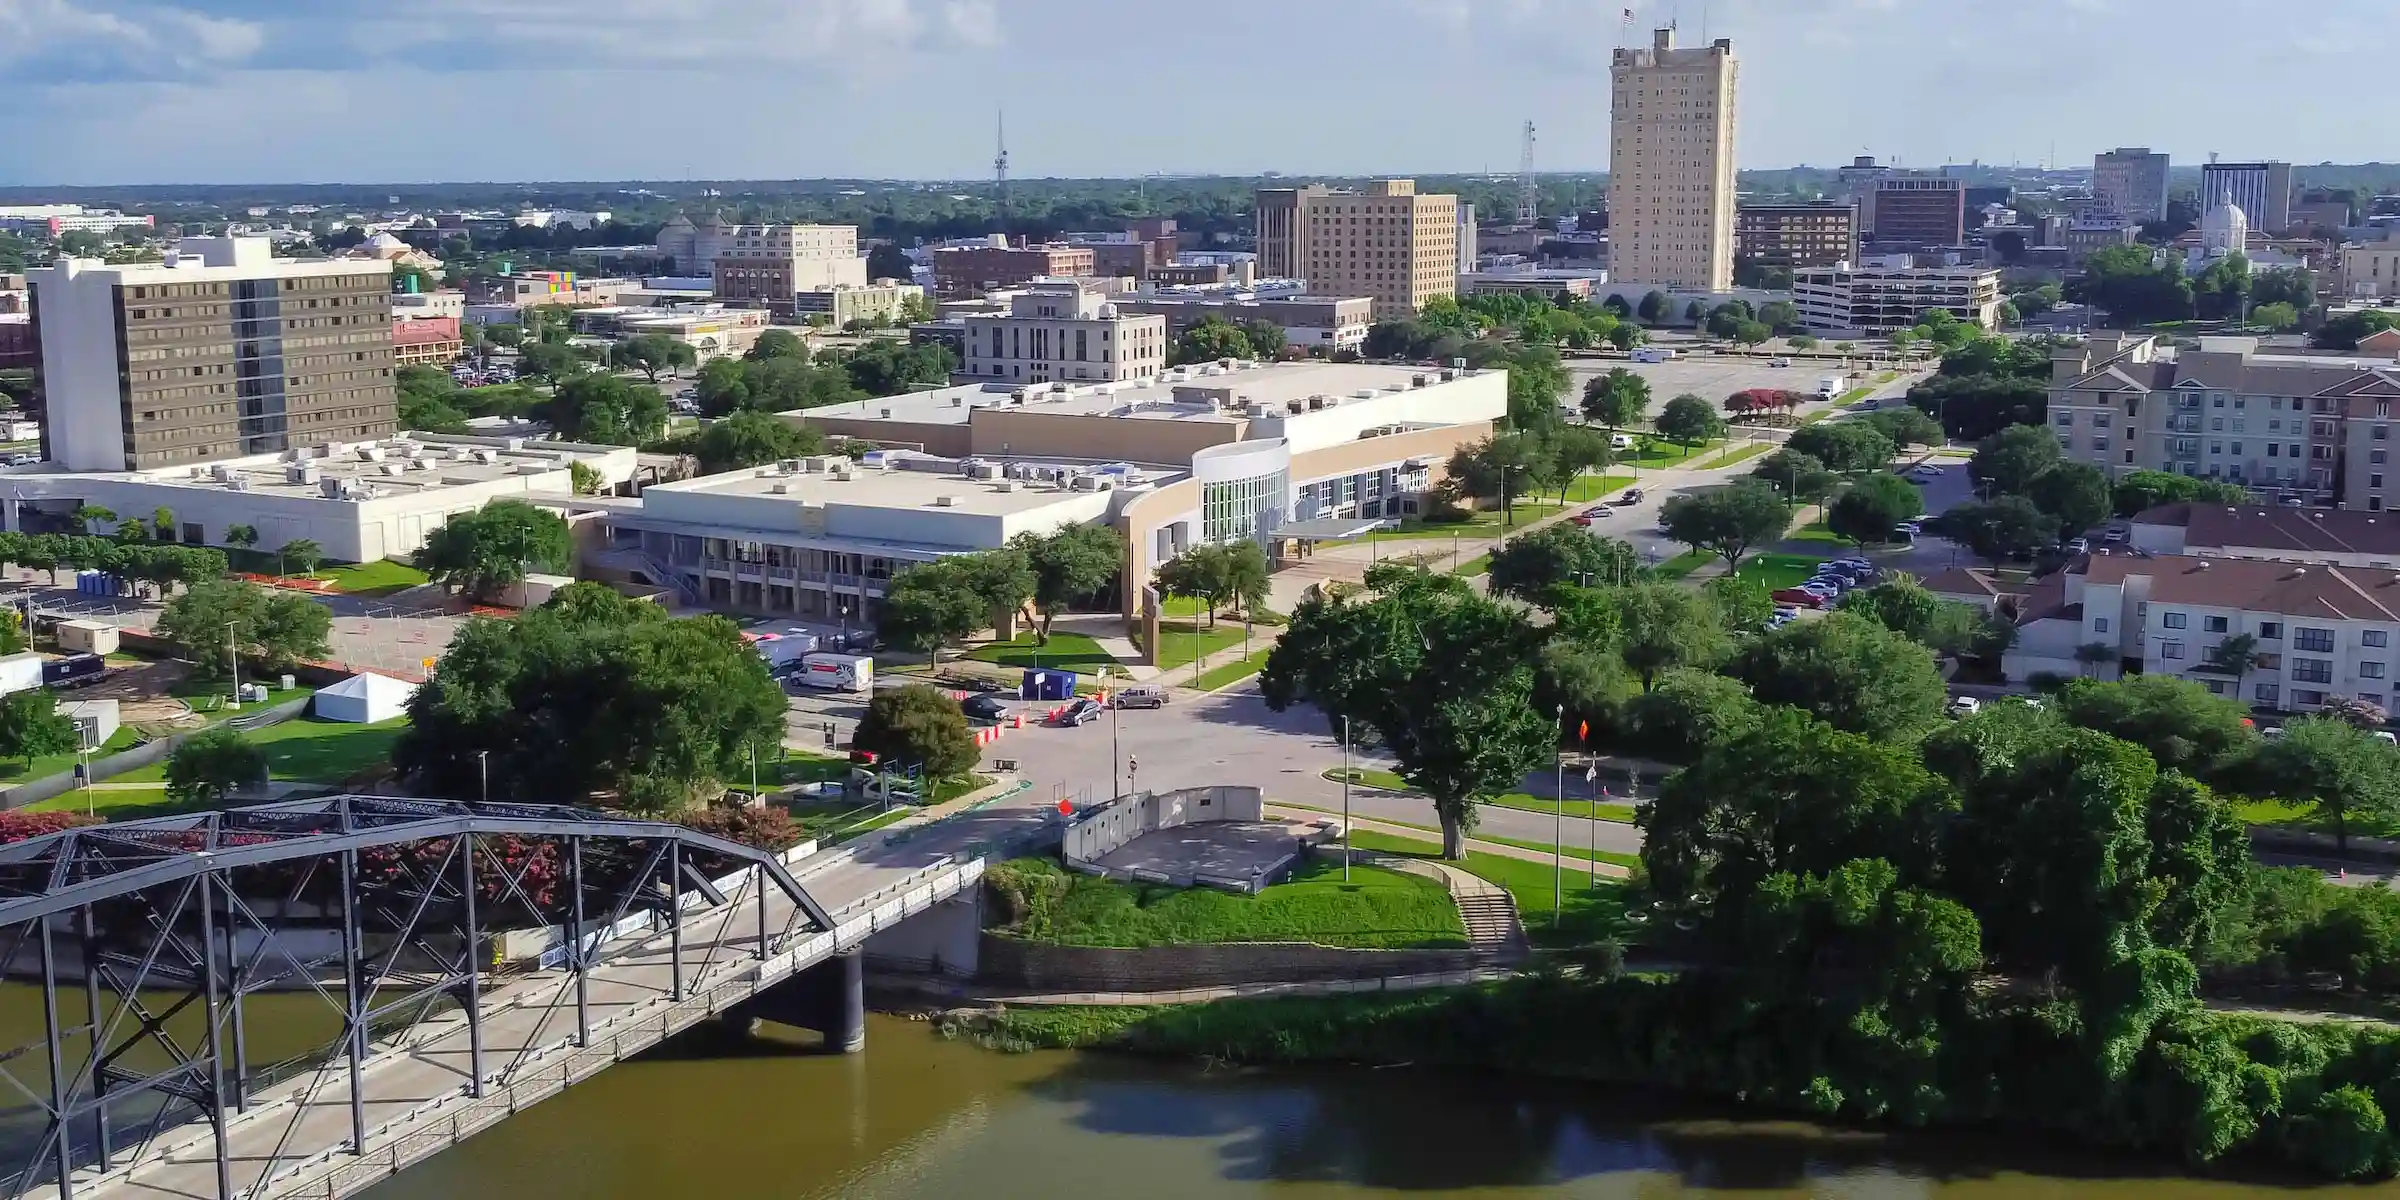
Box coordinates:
[2052,220,2143,260]
[392,317,463,366]
[0,210,155,236]
[2341,236,2400,301]
[390,291,466,322]
[784,282,924,327]
[598,360,1510,625]
[1459,270,1609,301]
[574,305,769,362]
[2003,551,2400,712]
[0,434,636,563]
[931,244,1097,299]
[0,316,32,371]
[960,281,1168,384]
[1792,263,2000,335]
[1107,293,1373,354]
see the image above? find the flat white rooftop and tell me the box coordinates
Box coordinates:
[649,454,1182,518]
[803,360,1498,429]
[0,434,630,503]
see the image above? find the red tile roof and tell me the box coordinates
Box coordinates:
[392,316,460,346]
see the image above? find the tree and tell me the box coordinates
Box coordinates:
[1543,425,1614,502]
[395,584,786,812]
[0,689,78,768]
[541,374,667,445]
[1703,573,1775,633]
[2314,310,2400,351]
[745,329,810,362]
[1654,393,1724,448]
[1580,368,1650,433]
[865,243,913,283]
[2074,640,2119,678]
[1907,374,2048,442]
[1170,315,1256,365]
[1934,496,2056,565]
[2200,632,2261,697]
[1751,449,1840,508]
[1622,667,1763,763]
[843,340,956,396]
[2252,265,2316,310]
[1788,422,1895,474]
[609,333,696,383]
[2053,674,2259,780]
[1828,472,1924,545]
[853,684,980,781]
[2193,251,2252,322]
[1009,524,1124,641]
[165,727,268,809]
[1260,565,1551,858]
[1606,582,1730,691]
[569,461,605,495]
[513,341,585,383]
[2250,301,2300,332]
[2025,461,2113,536]
[2075,243,2195,326]
[1502,344,1570,431]
[412,499,573,601]
[692,408,821,474]
[1862,407,1945,451]
[1487,527,1640,605]
[1446,433,1554,524]
[156,579,333,683]
[878,561,990,665]
[1728,612,1949,740]
[482,322,524,349]
[1732,320,1774,347]
[71,505,115,536]
[1756,299,1801,332]
[1660,479,1792,570]
[2112,468,2252,517]
[1637,291,1671,324]
[1153,542,1266,626]
[277,537,324,578]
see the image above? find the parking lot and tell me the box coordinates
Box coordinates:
[1565,353,1858,415]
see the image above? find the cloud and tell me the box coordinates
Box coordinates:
[0,0,261,81]
[327,0,1002,71]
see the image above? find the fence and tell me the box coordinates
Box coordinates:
[0,691,315,810]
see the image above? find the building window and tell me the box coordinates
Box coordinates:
[2204,615,2228,632]
[2160,641,2186,660]
[2369,630,2391,648]
[2292,659,2334,684]
[2094,617,2110,633]
[2161,612,2187,629]
[2259,622,2283,640]
[2295,627,2336,652]
[2255,683,2281,704]
[2294,689,2327,708]
[2364,662,2388,679]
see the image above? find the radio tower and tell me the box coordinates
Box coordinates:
[1516,120,1539,227]
[993,109,1011,239]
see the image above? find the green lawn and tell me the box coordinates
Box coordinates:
[1482,792,1640,824]
[1450,553,1492,578]
[984,854,1467,950]
[1552,474,1639,504]
[1693,442,1774,471]
[1790,520,1850,545]
[1356,501,1566,542]
[1153,620,1250,673]
[1343,830,1627,948]
[315,560,432,596]
[1191,647,1274,692]
[2231,797,2400,841]
[1835,386,1876,407]
[1619,439,1719,469]
[23,784,183,819]
[110,716,408,786]
[1730,552,1831,592]
[968,630,1116,672]
[0,726,140,784]
[1325,766,1410,790]
[1652,550,1712,580]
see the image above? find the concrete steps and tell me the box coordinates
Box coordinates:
[1455,890,1530,965]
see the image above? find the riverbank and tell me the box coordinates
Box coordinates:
[937,973,2400,1182]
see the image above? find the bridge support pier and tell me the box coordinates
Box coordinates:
[726,948,864,1053]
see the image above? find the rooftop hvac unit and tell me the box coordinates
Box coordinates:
[225,477,251,492]
[189,467,209,480]
[381,462,409,476]
[512,463,547,475]
[1307,395,1327,410]
[1411,374,1429,387]
[471,449,499,464]
[284,464,318,484]
[319,441,347,458]
[951,396,966,407]
[878,407,892,418]
[285,448,308,463]
[502,437,526,451]
[967,461,1003,481]
[356,445,385,462]
[1352,389,1376,400]
[777,458,800,474]
[830,465,852,480]
[1250,403,1275,419]
[995,480,1019,493]
[319,477,346,499]
[770,482,791,495]
[801,456,834,472]
[411,457,435,471]
[1053,382,1070,392]
[933,494,957,507]
[211,464,237,482]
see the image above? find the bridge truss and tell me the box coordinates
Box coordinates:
[0,796,834,1200]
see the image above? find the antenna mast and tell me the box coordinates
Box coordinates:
[1517,120,1539,227]
[993,109,1011,239]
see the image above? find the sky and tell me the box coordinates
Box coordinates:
[0,0,2381,186]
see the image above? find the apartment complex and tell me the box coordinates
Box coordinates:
[1868,176,1966,248]
[1108,293,1373,355]
[1606,28,1739,291]
[580,361,1506,627]
[2201,161,2294,234]
[1734,201,1858,269]
[2092,148,2170,223]
[960,281,1168,384]
[1251,181,1459,320]
[2131,504,2400,570]
[2047,334,2400,506]
[2004,552,2400,713]
[28,237,397,472]
[930,244,1097,300]
[1792,263,2000,335]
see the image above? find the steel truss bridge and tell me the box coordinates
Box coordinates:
[0,794,1030,1200]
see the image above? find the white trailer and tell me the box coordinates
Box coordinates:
[795,652,874,693]
[0,653,40,697]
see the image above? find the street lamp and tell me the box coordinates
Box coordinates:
[477,750,490,804]
[1340,714,1352,882]
[225,620,241,708]
[1553,703,1565,929]
[1104,666,1123,799]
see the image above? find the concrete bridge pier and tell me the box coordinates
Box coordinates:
[725,948,865,1052]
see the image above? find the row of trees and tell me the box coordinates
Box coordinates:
[1170,315,1288,366]
[876,526,1127,661]
[0,531,229,595]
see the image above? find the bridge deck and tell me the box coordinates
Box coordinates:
[71,799,1053,1200]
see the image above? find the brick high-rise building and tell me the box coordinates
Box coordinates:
[1251,181,1459,321]
[28,237,396,471]
[1869,175,1966,248]
[929,244,1096,299]
[1606,28,1739,291]
[2092,148,2170,224]
[1734,201,1858,269]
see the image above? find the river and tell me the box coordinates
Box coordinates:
[0,981,2390,1199]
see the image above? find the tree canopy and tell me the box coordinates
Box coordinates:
[412,499,573,601]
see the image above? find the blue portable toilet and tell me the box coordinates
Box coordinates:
[1020,669,1077,702]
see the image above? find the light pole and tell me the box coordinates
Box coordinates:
[1552,703,1564,929]
[1105,666,1122,799]
[1341,714,1352,882]
[225,620,241,708]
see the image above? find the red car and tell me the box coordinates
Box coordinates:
[1771,587,1827,609]
[1569,506,1611,526]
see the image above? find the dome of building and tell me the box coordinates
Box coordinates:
[2201,190,2248,256]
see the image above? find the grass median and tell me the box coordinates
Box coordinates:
[1343,830,1627,947]
[1191,647,1274,692]
[983,854,1467,950]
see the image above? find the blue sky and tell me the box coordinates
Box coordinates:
[0,0,2378,185]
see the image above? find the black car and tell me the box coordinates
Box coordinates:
[962,695,1011,722]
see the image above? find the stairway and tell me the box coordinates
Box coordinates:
[1453,887,1530,965]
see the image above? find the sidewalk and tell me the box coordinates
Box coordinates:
[1268,804,1633,880]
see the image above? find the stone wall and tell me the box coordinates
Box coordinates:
[1061,785,1267,865]
[977,933,1476,992]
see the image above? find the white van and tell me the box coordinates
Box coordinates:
[1631,348,1675,363]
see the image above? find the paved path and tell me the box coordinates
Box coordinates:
[79,784,1057,1200]
[1279,808,1634,881]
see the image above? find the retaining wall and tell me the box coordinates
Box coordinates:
[976,933,1477,992]
[1061,786,1266,864]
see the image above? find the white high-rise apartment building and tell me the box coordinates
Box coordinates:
[1606,28,1738,292]
[2092,148,2170,224]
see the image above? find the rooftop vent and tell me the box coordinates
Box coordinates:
[951,396,966,407]
[879,407,892,418]
[770,482,791,495]
[933,494,957,507]
[995,480,1020,493]
[355,445,386,462]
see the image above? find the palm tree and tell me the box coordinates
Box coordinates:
[2201,633,2261,702]
[278,537,324,579]
[2073,641,2118,678]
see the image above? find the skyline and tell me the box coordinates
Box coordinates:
[0,0,2384,187]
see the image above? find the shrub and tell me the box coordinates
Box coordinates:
[682,803,806,853]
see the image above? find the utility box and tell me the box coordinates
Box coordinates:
[54,620,119,656]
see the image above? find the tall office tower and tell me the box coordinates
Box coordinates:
[1869,175,1967,248]
[2092,147,2170,223]
[1456,203,1480,276]
[1606,27,1739,291]
[1256,180,1460,320]
[28,236,395,472]
[2201,161,2294,233]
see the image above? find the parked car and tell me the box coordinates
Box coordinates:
[1571,506,1612,526]
[1768,356,1793,368]
[1946,696,1982,717]
[1110,687,1170,710]
[2101,527,2130,544]
[961,695,1011,722]
[1771,588,1827,608]
[2067,537,2091,554]
[1890,523,1917,543]
[1052,697,1104,726]
[1617,487,1645,505]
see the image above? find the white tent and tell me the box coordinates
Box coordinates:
[314,672,417,724]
